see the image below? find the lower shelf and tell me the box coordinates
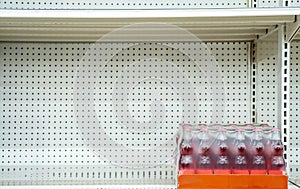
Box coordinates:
[1,182,298,189]
[1,185,177,189]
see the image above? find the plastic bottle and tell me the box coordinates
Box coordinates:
[198,123,207,127]
[176,123,192,145]
[250,128,267,174]
[269,128,284,156]
[269,156,285,175]
[192,124,207,149]
[267,128,286,175]
[175,123,183,145]
[180,125,193,155]
[253,123,272,135]
[232,128,249,174]
[176,124,193,175]
[179,154,195,174]
[226,123,238,132]
[208,123,221,139]
[226,124,238,147]
[260,123,270,128]
[195,128,213,174]
[213,127,231,174]
[243,123,255,138]
[260,124,273,141]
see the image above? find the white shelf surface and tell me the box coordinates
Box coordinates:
[0,8,299,42]
[1,8,300,18]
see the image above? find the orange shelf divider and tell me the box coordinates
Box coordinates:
[178,174,288,189]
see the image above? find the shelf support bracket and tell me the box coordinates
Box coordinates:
[278,24,290,174]
[286,15,300,42]
[250,42,257,123]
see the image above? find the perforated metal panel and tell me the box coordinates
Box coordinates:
[289,40,300,182]
[256,0,282,7]
[2,0,297,9]
[255,0,300,7]
[256,39,279,127]
[289,0,300,7]
[255,28,292,175]
[0,42,250,185]
[0,0,248,9]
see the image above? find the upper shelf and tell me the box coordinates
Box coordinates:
[0,8,300,42]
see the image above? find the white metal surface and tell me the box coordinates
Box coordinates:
[289,0,300,7]
[2,8,300,18]
[288,0,300,40]
[257,0,282,7]
[256,31,279,128]
[251,42,257,123]
[289,40,300,182]
[0,0,249,9]
[1,0,299,9]
[277,25,290,173]
[286,15,300,42]
[0,41,250,185]
[1,9,299,42]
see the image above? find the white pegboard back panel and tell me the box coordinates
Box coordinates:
[0,164,175,185]
[255,0,300,7]
[256,39,278,127]
[256,0,282,7]
[0,0,249,9]
[289,0,300,7]
[0,41,250,185]
[3,0,300,9]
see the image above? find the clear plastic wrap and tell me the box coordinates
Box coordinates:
[176,123,286,175]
